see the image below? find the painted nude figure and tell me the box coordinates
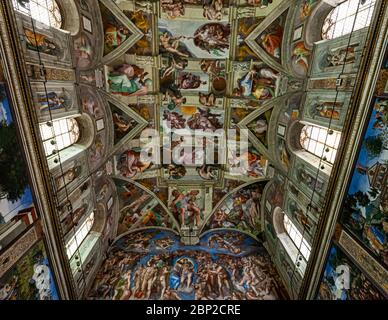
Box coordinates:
[160,32,189,58]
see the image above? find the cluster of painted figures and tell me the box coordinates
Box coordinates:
[160,1,273,20]
[88,231,288,300]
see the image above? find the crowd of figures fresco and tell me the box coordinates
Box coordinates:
[87,229,289,300]
[115,179,173,234]
[206,181,266,236]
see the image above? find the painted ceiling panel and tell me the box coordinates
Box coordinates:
[69,0,315,248]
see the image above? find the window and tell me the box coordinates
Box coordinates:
[284,214,311,260]
[40,118,80,157]
[273,207,311,274]
[300,125,341,164]
[322,0,376,40]
[65,211,94,259]
[13,0,62,28]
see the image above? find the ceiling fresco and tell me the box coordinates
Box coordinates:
[68,0,318,299]
[71,0,314,242]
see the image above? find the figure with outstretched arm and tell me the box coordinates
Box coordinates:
[160,33,189,58]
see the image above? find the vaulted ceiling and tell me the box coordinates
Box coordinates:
[70,0,319,243]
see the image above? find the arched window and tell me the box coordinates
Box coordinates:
[322,0,376,40]
[273,207,311,274]
[300,125,341,164]
[39,118,80,157]
[66,210,94,258]
[13,0,63,28]
[283,214,311,260]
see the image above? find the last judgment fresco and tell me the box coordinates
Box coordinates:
[87,229,289,300]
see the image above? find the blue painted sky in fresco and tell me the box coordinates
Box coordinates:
[117,229,263,259]
[0,84,34,222]
[322,246,349,300]
[0,85,12,125]
[0,188,33,222]
[348,104,387,195]
[43,257,60,300]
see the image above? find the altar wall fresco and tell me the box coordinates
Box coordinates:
[87,229,289,300]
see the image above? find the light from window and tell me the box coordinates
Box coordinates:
[284,214,311,260]
[40,118,80,157]
[300,125,341,164]
[322,0,376,40]
[66,211,94,259]
[13,0,62,28]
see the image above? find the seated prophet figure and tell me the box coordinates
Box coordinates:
[235,67,277,100]
[260,25,283,59]
[108,64,151,96]
[105,24,130,51]
[170,190,201,228]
